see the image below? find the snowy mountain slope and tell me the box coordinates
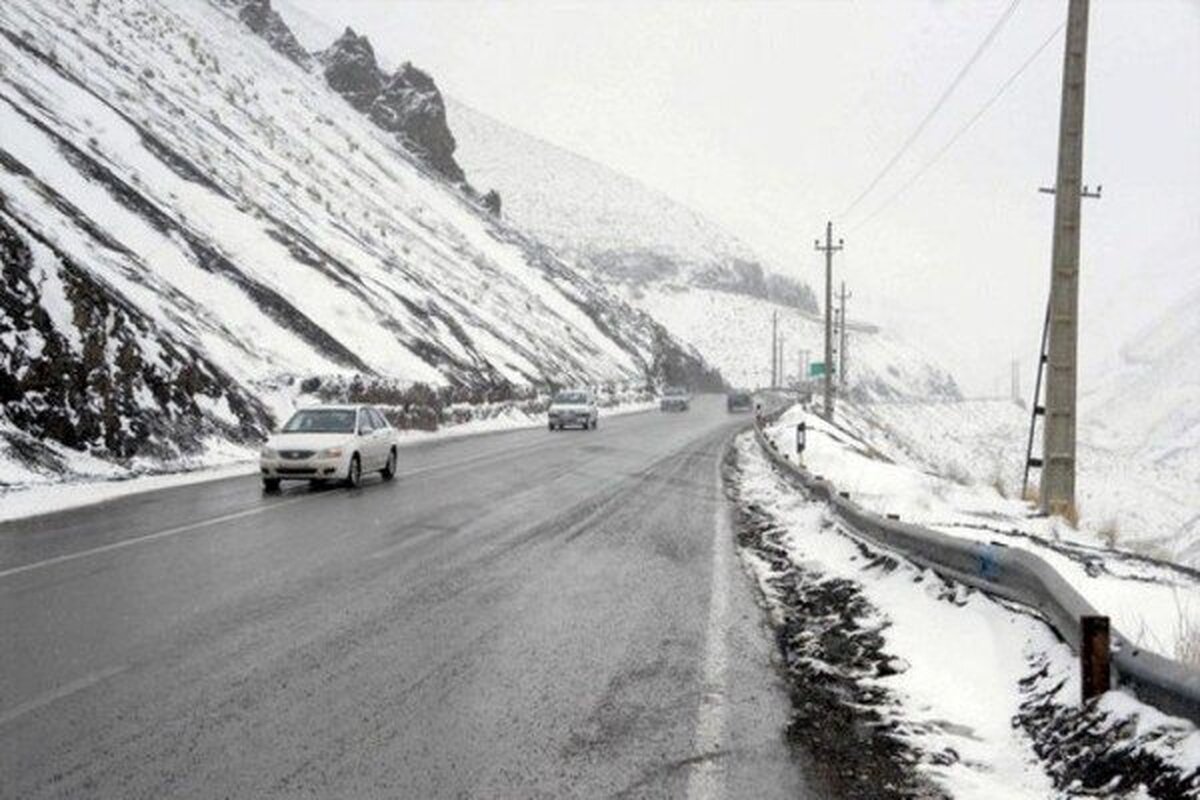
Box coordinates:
[629,285,960,400]
[446,97,954,400]
[1079,286,1200,564]
[446,98,816,310]
[0,0,715,481]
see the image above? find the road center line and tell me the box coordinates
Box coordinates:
[0,664,128,727]
[687,453,732,800]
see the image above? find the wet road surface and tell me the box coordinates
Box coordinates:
[0,396,827,798]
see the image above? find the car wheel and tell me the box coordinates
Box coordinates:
[262,477,281,493]
[344,454,362,489]
[381,448,397,481]
[591,418,598,430]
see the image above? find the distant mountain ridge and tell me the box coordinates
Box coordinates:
[446,98,817,311]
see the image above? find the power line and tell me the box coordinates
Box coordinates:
[850,20,1065,234]
[838,0,1023,221]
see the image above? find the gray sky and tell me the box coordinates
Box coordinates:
[283,0,1199,394]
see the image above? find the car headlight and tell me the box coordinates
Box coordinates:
[261,447,278,459]
[318,447,344,458]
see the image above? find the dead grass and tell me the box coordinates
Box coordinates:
[1097,517,1120,549]
[1022,484,1040,506]
[1173,590,1200,670]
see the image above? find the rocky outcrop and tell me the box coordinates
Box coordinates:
[231,6,467,184]
[321,28,465,182]
[238,0,310,67]
[369,62,463,182]
[481,189,502,217]
[320,27,382,114]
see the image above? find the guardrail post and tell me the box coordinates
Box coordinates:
[1081,615,1111,703]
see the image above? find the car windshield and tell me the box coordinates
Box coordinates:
[665,386,687,396]
[553,391,588,404]
[281,409,357,434]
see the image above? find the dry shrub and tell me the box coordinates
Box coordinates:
[1174,591,1200,670]
[1097,517,1120,549]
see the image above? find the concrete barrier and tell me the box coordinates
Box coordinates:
[751,417,1200,725]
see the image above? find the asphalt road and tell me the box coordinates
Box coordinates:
[0,396,826,798]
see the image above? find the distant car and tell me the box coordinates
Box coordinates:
[726,390,753,413]
[260,405,398,491]
[548,389,598,431]
[660,386,691,412]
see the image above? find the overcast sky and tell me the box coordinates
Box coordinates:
[282,0,1199,394]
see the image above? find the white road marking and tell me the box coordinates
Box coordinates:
[0,664,128,727]
[687,459,732,800]
[0,498,310,581]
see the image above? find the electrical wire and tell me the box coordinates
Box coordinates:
[850,19,1065,235]
[838,0,1023,222]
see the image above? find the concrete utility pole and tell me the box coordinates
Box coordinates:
[814,221,843,421]
[1040,0,1091,517]
[838,282,851,389]
[770,311,778,388]
[778,334,786,387]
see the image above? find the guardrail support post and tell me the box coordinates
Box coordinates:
[1081,615,1110,703]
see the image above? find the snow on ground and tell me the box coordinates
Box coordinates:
[0,398,656,524]
[854,398,1200,569]
[762,401,1200,667]
[735,433,1060,798]
[735,431,1200,798]
[628,284,960,399]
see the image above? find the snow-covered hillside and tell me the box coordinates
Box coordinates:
[630,285,959,400]
[447,98,815,310]
[0,0,715,483]
[1079,286,1200,565]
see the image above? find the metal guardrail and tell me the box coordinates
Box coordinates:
[751,414,1200,726]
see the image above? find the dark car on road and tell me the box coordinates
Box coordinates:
[726,390,753,413]
[660,386,691,412]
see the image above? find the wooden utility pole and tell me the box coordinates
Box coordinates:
[838,282,851,389]
[1040,0,1091,517]
[814,222,843,421]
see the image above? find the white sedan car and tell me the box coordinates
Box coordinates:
[260,405,398,491]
